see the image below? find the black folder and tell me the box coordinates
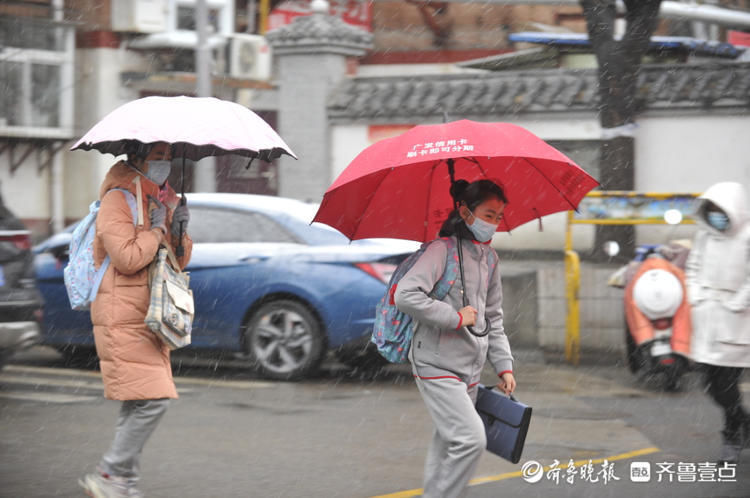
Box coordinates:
[475,384,532,464]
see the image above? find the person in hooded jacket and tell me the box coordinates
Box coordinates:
[685,181,750,465]
[395,179,515,498]
[79,141,192,498]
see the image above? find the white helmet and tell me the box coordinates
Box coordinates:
[632,269,684,320]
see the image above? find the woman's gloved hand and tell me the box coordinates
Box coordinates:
[171,203,190,237]
[148,195,167,236]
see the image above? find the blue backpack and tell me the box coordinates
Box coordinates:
[371,237,460,363]
[63,188,138,310]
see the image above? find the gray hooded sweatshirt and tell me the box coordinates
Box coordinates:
[394,236,513,387]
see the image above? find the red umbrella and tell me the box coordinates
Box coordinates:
[313,120,599,242]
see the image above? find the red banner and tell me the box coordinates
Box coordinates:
[728,30,750,47]
[268,0,372,32]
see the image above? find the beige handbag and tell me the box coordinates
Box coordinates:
[145,245,194,350]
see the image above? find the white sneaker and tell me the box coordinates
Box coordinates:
[79,472,143,498]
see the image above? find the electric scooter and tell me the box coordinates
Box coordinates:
[608,241,692,390]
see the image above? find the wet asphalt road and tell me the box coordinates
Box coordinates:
[1,346,749,498]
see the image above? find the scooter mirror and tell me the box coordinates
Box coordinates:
[664,209,683,225]
[603,240,620,257]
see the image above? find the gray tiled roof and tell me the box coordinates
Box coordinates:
[266,11,373,52]
[328,63,750,121]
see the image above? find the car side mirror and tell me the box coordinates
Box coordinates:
[51,244,69,261]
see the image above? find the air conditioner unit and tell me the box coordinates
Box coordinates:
[112,0,168,33]
[227,34,272,82]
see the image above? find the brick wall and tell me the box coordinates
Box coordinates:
[372,3,586,52]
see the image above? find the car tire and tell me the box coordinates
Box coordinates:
[243,299,326,381]
[624,322,640,375]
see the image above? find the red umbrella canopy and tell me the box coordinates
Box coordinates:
[314,120,599,242]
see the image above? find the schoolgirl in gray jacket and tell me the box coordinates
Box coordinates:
[395,179,515,498]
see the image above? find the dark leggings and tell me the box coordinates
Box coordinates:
[702,364,748,437]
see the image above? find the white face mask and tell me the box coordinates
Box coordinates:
[465,211,498,242]
[145,160,172,186]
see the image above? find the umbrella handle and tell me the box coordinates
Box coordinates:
[455,229,491,338]
[467,318,491,337]
[176,196,186,258]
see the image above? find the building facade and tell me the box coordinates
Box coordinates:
[2,0,750,354]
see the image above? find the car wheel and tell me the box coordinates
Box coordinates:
[624,322,640,374]
[243,299,326,381]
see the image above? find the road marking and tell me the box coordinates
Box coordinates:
[3,365,272,389]
[468,446,660,486]
[0,374,195,395]
[0,392,97,404]
[5,365,101,378]
[369,446,661,498]
[1,374,104,390]
[171,377,274,389]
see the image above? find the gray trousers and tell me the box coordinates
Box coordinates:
[414,377,486,498]
[99,399,170,482]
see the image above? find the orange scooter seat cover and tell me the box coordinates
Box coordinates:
[624,257,691,356]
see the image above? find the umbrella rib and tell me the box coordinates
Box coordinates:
[425,161,439,242]
[462,157,488,178]
[520,157,579,212]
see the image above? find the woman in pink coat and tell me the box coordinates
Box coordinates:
[80,141,192,498]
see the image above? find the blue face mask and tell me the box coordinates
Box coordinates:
[465,212,498,242]
[707,211,730,231]
[145,160,172,186]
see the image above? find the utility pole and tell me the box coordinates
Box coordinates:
[194,0,216,192]
[51,0,65,233]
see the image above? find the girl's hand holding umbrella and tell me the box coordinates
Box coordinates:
[458,305,477,327]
